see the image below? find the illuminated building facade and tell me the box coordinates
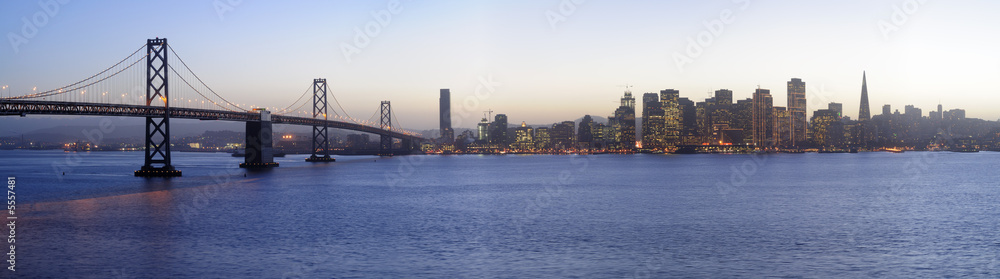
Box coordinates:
[477,117,490,142]
[732,98,753,144]
[810,109,843,148]
[752,89,774,147]
[642,93,664,149]
[611,90,636,150]
[514,122,534,150]
[660,89,681,146]
[787,78,807,147]
[773,106,791,147]
[534,127,552,150]
[552,121,576,150]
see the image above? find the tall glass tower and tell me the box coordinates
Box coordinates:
[439,89,454,143]
[787,78,807,147]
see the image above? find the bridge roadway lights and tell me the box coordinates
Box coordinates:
[305,155,336,162]
[134,166,182,177]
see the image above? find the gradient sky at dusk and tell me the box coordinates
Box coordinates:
[2,0,999,130]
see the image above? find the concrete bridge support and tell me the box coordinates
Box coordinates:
[240,109,279,168]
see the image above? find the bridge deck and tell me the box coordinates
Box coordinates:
[0,100,424,141]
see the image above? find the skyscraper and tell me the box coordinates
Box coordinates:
[712,89,733,126]
[828,102,843,118]
[552,121,576,150]
[752,88,774,147]
[811,109,843,148]
[855,73,874,148]
[439,89,454,143]
[732,98,754,144]
[678,97,697,144]
[578,115,594,148]
[948,109,965,120]
[904,105,921,119]
[707,90,735,144]
[714,89,733,107]
[489,114,508,145]
[514,122,534,150]
[695,101,708,143]
[660,89,681,146]
[534,127,551,150]
[858,72,871,121]
[787,78,807,147]
[642,93,664,149]
[477,116,490,142]
[612,90,636,150]
[773,107,791,147]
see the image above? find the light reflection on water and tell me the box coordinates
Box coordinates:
[3,150,1000,278]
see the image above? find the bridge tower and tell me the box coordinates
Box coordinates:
[306,78,335,162]
[135,38,181,177]
[379,101,392,156]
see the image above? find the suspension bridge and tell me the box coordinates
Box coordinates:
[0,38,426,177]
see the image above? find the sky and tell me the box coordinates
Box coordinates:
[2,0,999,130]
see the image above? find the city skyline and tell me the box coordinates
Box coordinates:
[428,70,991,155]
[2,1,1000,130]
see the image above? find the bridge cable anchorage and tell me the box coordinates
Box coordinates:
[167,46,247,112]
[168,65,241,112]
[4,45,146,100]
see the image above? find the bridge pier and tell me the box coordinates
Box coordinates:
[240,109,279,169]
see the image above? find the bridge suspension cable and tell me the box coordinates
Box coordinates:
[328,88,356,122]
[275,84,313,115]
[2,45,146,100]
[168,65,245,112]
[167,46,247,112]
[390,105,407,134]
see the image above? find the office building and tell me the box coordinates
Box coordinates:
[578,115,594,149]
[858,72,870,121]
[642,93,664,149]
[752,88,774,147]
[787,78,807,147]
[661,89,681,146]
[439,89,454,143]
